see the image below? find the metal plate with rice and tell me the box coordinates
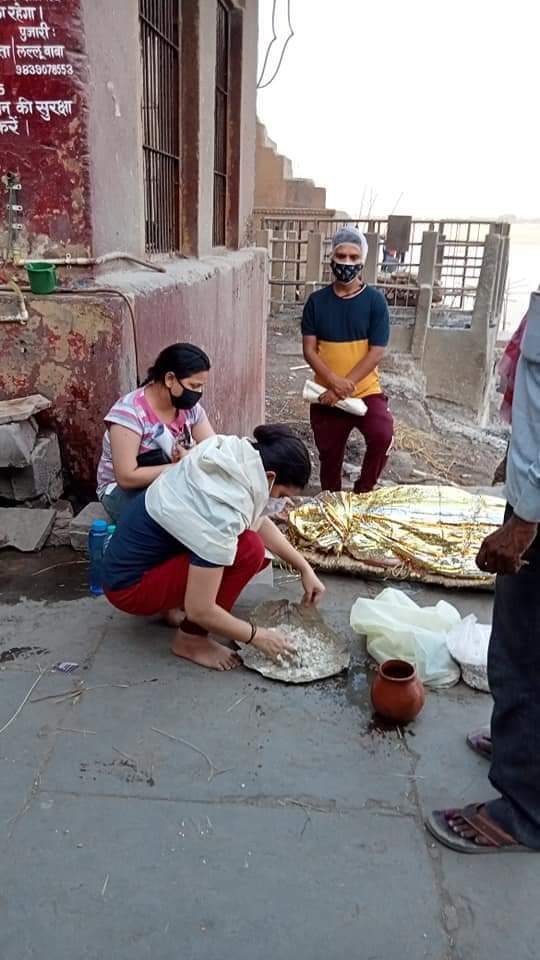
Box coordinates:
[239,599,349,684]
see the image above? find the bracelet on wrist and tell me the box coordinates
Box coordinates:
[246,620,257,644]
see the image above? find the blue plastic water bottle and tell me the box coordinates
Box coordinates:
[88,519,108,596]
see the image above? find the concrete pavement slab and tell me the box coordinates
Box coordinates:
[40,607,415,813]
[5,565,530,960]
[0,793,447,960]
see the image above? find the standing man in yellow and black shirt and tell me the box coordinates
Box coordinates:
[302,227,393,493]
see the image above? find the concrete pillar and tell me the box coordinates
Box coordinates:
[493,229,510,326]
[490,224,510,324]
[471,232,501,335]
[271,229,285,314]
[236,0,258,246]
[284,230,298,304]
[304,232,322,299]
[256,228,271,251]
[411,285,433,363]
[195,0,217,255]
[455,232,501,420]
[418,231,438,286]
[298,228,308,286]
[410,231,438,363]
[82,0,144,256]
[364,232,380,285]
[256,228,271,321]
[498,234,510,322]
[434,224,446,282]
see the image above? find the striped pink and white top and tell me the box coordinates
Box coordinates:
[96,387,205,498]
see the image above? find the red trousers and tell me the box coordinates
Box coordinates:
[310,394,394,493]
[105,531,266,633]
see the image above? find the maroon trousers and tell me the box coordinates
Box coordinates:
[310,394,394,493]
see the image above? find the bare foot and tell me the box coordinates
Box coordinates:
[170,630,242,671]
[162,608,185,628]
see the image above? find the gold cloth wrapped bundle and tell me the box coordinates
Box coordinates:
[288,486,505,589]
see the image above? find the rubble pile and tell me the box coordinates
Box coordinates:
[0,394,73,551]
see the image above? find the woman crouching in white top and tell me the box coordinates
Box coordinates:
[102,425,325,671]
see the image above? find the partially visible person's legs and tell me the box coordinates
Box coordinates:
[165,531,267,668]
[104,531,267,670]
[99,485,141,524]
[426,515,540,852]
[485,524,540,847]
[310,404,356,491]
[214,530,267,609]
[105,552,192,616]
[353,394,394,494]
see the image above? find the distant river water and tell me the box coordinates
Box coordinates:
[502,222,540,337]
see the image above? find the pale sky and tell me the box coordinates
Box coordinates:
[257,0,539,220]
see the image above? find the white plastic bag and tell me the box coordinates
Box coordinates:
[350,587,461,688]
[446,615,491,692]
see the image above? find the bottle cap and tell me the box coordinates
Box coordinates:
[90,519,108,532]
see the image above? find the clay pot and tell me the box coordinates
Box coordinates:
[371,659,425,725]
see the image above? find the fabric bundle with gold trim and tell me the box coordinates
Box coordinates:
[288,486,505,589]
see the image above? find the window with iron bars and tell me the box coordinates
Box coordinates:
[139,0,181,254]
[213,0,230,247]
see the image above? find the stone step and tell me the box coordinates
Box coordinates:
[0,507,56,552]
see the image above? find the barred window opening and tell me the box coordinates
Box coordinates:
[213,0,230,247]
[140,0,181,253]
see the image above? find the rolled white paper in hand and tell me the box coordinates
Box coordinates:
[302,379,367,416]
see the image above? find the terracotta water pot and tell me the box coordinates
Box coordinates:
[371,659,425,725]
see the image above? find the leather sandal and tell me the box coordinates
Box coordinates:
[426,802,535,854]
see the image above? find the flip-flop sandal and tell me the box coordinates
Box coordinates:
[425,803,535,854]
[466,729,492,761]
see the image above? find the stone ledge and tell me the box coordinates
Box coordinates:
[0,507,56,552]
[70,501,111,553]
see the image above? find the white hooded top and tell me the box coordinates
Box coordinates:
[145,435,269,566]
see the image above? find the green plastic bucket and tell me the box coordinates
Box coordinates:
[26,262,57,294]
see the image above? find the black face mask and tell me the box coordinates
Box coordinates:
[331,260,363,284]
[169,385,202,410]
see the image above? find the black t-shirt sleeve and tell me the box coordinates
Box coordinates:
[301,294,317,336]
[368,291,390,347]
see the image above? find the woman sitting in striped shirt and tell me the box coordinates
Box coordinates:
[96,343,215,523]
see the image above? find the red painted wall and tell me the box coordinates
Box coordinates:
[0,292,135,491]
[0,251,267,494]
[0,3,267,497]
[0,0,90,253]
[131,254,267,437]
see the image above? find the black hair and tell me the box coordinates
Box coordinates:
[140,343,210,386]
[252,424,311,489]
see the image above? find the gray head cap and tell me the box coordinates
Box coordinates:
[331,227,368,261]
